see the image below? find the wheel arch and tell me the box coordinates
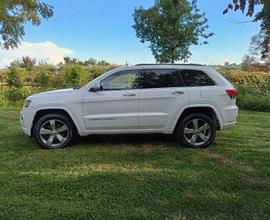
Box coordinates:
[31,108,79,136]
[173,106,221,132]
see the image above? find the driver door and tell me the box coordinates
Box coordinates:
[83,69,141,131]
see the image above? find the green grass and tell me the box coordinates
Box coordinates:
[0,109,270,220]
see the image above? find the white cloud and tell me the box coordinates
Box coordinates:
[0,41,73,68]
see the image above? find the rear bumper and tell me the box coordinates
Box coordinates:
[220,121,237,130]
[220,105,238,130]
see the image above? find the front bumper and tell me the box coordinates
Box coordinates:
[20,107,35,136]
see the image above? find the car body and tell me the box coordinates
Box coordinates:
[20,64,238,149]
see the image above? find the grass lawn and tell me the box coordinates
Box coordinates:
[0,108,270,219]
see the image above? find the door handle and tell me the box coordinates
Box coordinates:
[123,93,136,97]
[172,91,185,95]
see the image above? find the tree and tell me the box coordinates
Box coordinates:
[64,57,79,65]
[97,60,110,66]
[132,0,213,63]
[241,31,270,71]
[248,31,270,63]
[64,57,72,65]
[85,58,97,66]
[22,56,36,70]
[242,54,256,65]
[9,56,36,70]
[241,54,270,71]
[0,0,53,50]
[224,0,270,59]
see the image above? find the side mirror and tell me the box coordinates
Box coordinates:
[90,81,101,92]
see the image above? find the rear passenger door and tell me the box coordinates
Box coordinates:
[139,69,189,130]
[179,69,217,107]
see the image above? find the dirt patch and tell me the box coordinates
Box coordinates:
[199,150,254,171]
[93,143,172,154]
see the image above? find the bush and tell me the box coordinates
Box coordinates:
[1,64,270,111]
[4,87,23,105]
[7,67,22,87]
[0,90,8,107]
[0,61,121,107]
[233,84,270,112]
[219,71,270,112]
[220,70,270,88]
[0,70,8,83]
[34,72,49,86]
[62,65,84,86]
[237,95,270,112]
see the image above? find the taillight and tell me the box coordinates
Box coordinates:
[226,89,238,99]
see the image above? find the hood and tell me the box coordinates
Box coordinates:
[29,88,78,98]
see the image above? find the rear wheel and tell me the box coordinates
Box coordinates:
[176,113,216,148]
[33,114,77,149]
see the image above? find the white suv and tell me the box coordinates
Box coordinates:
[20,64,238,149]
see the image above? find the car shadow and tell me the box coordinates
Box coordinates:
[76,134,177,146]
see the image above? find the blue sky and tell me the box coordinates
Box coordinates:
[0,0,261,67]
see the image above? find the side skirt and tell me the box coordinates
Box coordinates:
[79,129,173,136]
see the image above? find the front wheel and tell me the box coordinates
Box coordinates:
[175,113,216,148]
[33,114,77,149]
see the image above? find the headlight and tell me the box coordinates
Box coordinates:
[24,99,31,108]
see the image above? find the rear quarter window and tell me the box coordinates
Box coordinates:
[180,69,215,87]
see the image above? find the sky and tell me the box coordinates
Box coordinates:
[0,0,261,68]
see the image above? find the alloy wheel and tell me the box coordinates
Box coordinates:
[183,118,211,147]
[39,119,69,148]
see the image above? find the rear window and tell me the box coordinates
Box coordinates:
[180,69,215,87]
[142,69,184,89]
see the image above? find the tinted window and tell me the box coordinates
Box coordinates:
[180,70,215,86]
[101,70,140,90]
[142,69,183,89]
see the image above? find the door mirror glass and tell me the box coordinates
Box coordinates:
[90,81,101,92]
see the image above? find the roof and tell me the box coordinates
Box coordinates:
[135,63,204,67]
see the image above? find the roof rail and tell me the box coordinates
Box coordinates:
[135,63,204,66]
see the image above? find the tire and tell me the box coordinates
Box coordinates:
[175,113,216,148]
[33,113,77,149]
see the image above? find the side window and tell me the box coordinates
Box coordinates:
[180,69,215,87]
[101,70,140,90]
[142,69,183,89]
